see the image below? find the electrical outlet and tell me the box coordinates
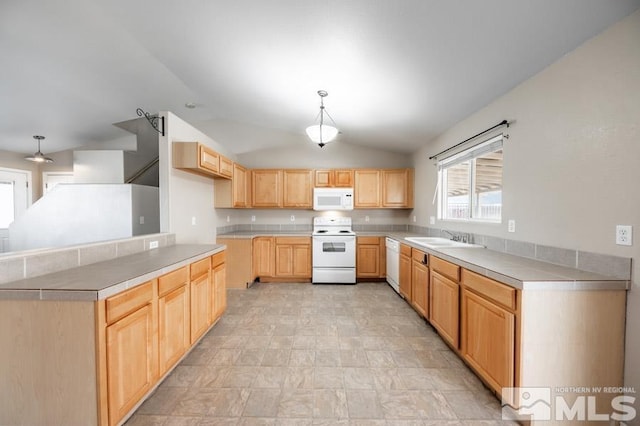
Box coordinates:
[508,220,516,233]
[365,216,370,222]
[429,216,435,225]
[616,225,633,246]
[149,240,159,249]
[412,215,417,223]
[251,215,256,222]
[191,216,197,226]
[139,216,145,225]
[226,215,230,223]
[290,215,295,222]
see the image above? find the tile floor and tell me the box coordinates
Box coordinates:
[126,282,518,425]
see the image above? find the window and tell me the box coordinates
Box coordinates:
[438,134,503,222]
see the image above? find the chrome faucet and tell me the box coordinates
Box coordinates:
[442,230,459,241]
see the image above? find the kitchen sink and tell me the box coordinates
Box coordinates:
[404,237,483,249]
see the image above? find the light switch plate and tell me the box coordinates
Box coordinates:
[508,220,516,233]
[429,216,435,225]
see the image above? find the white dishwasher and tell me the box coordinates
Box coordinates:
[385,237,400,294]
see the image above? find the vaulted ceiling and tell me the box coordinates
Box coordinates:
[1,0,638,156]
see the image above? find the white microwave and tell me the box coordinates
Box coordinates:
[313,188,354,211]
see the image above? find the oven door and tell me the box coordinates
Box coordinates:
[312,235,356,268]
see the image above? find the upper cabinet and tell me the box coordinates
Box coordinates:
[252,169,283,208]
[315,169,354,188]
[382,169,414,208]
[214,163,249,208]
[172,142,231,180]
[354,170,381,208]
[283,170,314,208]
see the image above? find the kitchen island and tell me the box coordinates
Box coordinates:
[0,244,226,426]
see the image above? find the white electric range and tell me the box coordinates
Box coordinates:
[312,217,356,284]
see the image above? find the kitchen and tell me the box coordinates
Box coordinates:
[1,1,639,425]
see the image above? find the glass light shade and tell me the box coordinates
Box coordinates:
[305,124,338,144]
[25,151,53,163]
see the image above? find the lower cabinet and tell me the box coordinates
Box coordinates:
[275,237,311,278]
[356,236,385,279]
[399,244,412,299]
[104,281,158,426]
[429,268,460,349]
[158,267,190,374]
[98,252,226,426]
[410,248,429,318]
[253,236,275,279]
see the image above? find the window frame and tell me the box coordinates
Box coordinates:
[436,134,504,223]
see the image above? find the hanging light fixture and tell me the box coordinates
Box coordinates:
[306,90,338,148]
[25,135,53,163]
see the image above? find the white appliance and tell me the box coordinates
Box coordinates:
[313,188,354,211]
[385,237,400,293]
[312,216,356,284]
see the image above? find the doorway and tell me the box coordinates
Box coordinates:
[0,168,32,253]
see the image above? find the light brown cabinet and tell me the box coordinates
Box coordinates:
[211,252,227,322]
[429,256,461,349]
[172,142,231,179]
[252,169,283,207]
[252,237,275,279]
[315,169,354,187]
[190,257,211,344]
[105,281,158,426]
[399,243,412,300]
[219,155,233,179]
[214,163,250,208]
[411,249,429,318]
[275,237,311,278]
[283,169,314,208]
[158,267,190,375]
[354,169,381,208]
[382,169,414,208]
[460,269,516,393]
[356,236,386,279]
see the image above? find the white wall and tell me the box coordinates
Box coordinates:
[73,150,124,183]
[412,11,640,397]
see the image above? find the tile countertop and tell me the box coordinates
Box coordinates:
[0,244,225,301]
[218,231,629,291]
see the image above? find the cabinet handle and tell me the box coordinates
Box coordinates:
[421,255,428,265]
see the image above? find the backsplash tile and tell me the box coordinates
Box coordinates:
[79,243,117,266]
[505,239,536,259]
[535,244,577,268]
[577,251,632,280]
[481,235,507,252]
[0,258,25,285]
[25,250,78,278]
[117,239,145,257]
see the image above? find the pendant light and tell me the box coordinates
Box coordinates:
[305,90,338,148]
[25,135,54,163]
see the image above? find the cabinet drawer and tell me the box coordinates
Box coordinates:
[158,266,188,297]
[400,243,412,257]
[211,251,226,268]
[190,258,210,280]
[461,269,516,311]
[106,280,154,325]
[275,237,310,245]
[430,256,460,281]
[357,236,380,245]
[411,248,428,265]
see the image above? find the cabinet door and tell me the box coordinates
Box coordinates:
[253,237,274,278]
[212,262,227,321]
[106,304,157,426]
[354,170,381,208]
[158,285,190,374]
[461,289,515,392]
[233,163,248,208]
[252,169,282,207]
[199,145,219,174]
[190,272,211,344]
[314,170,332,187]
[283,169,313,208]
[430,270,460,348]
[411,259,429,318]
[382,169,413,208]
[399,253,412,300]
[356,241,380,278]
[275,244,293,277]
[292,243,311,277]
[219,156,233,178]
[334,170,354,187]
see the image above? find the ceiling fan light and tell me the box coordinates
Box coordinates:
[305,124,338,144]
